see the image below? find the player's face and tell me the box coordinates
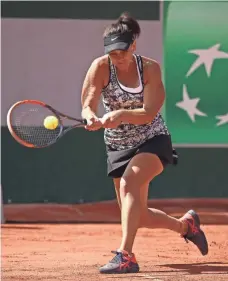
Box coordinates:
[109,41,136,70]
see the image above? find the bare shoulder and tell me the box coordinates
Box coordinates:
[140,56,161,83]
[86,55,109,86]
[90,55,109,72]
[141,56,161,71]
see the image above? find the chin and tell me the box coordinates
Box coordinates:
[116,63,129,70]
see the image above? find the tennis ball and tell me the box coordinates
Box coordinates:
[43,116,59,130]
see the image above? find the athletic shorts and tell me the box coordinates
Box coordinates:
[106,134,178,178]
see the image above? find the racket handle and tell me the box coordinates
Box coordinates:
[82,119,87,125]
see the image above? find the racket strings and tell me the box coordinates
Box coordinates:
[10,104,61,147]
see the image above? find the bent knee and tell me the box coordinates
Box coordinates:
[119,177,140,197]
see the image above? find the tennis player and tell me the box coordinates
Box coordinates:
[81,12,208,274]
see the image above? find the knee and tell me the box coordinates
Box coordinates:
[119,177,139,197]
[119,177,130,190]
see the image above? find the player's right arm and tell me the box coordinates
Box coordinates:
[81,57,107,131]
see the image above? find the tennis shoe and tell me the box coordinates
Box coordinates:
[180,210,208,256]
[99,250,140,274]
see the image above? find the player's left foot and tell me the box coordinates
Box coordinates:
[99,250,140,274]
[180,210,208,256]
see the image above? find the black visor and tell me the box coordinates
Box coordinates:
[104,32,134,54]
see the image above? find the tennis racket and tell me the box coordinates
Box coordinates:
[7,100,87,148]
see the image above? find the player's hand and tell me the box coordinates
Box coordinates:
[100,110,123,129]
[85,116,102,131]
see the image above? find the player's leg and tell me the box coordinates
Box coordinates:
[112,155,208,257]
[139,185,209,256]
[113,178,122,209]
[118,153,168,254]
[113,176,186,233]
[139,183,186,232]
[100,153,162,274]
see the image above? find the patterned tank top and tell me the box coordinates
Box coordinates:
[101,54,170,151]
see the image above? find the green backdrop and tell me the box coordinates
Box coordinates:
[164,1,228,145]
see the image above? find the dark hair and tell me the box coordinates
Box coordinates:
[103,12,141,40]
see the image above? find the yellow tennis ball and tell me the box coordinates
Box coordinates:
[43,116,59,130]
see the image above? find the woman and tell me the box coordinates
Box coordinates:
[81,12,208,274]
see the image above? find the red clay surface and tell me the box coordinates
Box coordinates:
[2,224,228,281]
[2,199,228,281]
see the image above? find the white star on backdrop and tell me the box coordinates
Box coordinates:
[186,44,228,77]
[176,85,207,122]
[215,113,228,126]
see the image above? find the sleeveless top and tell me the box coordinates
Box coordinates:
[101,54,170,151]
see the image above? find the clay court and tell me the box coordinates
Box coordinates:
[2,199,228,281]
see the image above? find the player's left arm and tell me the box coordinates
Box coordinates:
[119,60,165,124]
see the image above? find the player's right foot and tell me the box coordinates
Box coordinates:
[180,210,208,256]
[99,250,140,274]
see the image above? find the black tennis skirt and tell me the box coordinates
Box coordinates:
[106,134,178,178]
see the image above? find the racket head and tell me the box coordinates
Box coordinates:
[7,100,63,148]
